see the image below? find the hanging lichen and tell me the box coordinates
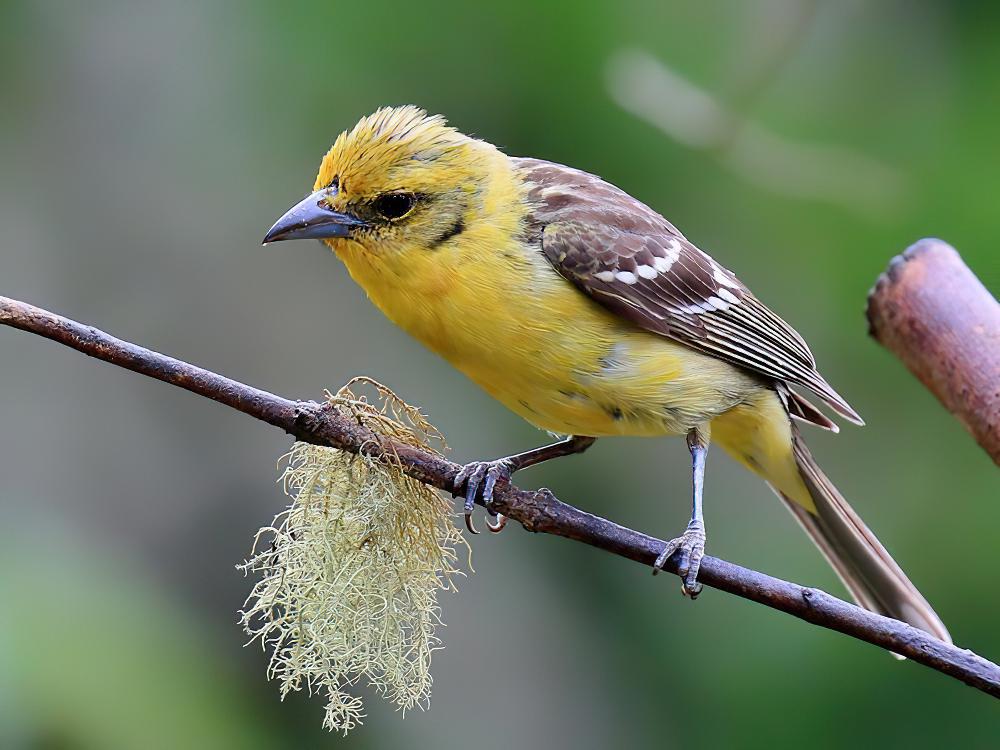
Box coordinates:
[239,377,469,733]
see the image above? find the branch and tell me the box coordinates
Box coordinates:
[867,239,1000,465]
[2,294,998,698]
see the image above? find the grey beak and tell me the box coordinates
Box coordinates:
[262,187,368,244]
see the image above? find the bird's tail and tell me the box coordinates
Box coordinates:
[712,391,951,643]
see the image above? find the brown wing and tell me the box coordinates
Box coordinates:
[515,157,863,428]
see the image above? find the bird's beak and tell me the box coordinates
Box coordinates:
[262,187,368,244]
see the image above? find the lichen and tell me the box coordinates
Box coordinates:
[239,377,469,733]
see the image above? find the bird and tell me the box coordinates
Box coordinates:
[263,105,950,642]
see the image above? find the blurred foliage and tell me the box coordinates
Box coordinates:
[0,525,281,749]
[0,1,998,748]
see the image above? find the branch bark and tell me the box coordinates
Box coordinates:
[2,293,998,698]
[867,239,1000,464]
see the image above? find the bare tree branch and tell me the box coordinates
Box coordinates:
[1,293,998,698]
[867,239,1000,465]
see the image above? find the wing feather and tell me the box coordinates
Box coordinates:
[516,157,863,427]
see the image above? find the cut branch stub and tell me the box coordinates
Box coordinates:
[867,239,1000,465]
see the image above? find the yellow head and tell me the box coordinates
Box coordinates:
[264,106,508,256]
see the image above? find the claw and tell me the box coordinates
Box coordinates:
[486,512,507,533]
[456,465,481,535]
[453,459,512,535]
[651,522,706,598]
[682,581,703,599]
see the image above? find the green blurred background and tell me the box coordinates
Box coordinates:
[1,1,998,747]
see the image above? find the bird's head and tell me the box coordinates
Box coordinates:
[263,106,504,255]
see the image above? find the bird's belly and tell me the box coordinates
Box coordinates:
[449,322,759,438]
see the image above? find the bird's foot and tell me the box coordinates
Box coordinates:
[652,521,706,598]
[452,459,512,534]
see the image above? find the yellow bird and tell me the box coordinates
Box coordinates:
[264,106,949,641]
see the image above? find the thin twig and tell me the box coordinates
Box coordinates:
[1,294,998,698]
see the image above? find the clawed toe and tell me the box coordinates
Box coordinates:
[453,460,512,534]
[652,523,706,598]
[484,512,507,532]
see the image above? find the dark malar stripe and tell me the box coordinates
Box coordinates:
[428,216,465,249]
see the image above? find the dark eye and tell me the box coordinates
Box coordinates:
[373,192,416,220]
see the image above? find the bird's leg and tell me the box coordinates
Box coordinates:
[454,435,596,534]
[653,426,709,598]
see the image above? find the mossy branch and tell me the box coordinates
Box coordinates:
[1,293,998,699]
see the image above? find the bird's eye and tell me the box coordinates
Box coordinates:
[373,192,416,220]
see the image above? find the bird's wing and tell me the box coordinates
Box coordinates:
[514,157,862,427]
